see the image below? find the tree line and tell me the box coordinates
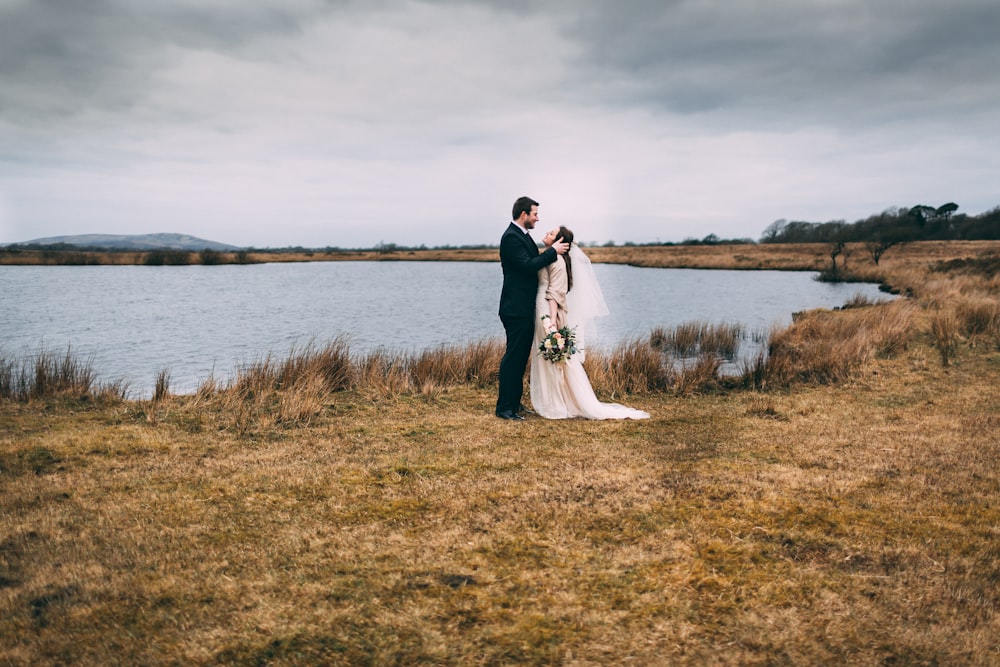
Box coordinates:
[760,203,1000,263]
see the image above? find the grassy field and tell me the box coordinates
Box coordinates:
[2,242,999,665]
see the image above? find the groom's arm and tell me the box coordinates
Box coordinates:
[500,233,557,276]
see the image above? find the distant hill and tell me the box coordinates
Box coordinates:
[10,233,241,251]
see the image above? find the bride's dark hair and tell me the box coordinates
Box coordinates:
[558,226,574,292]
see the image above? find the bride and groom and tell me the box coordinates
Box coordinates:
[496,196,649,421]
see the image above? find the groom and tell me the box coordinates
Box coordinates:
[496,196,568,420]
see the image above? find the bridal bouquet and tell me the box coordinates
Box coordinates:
[538,316,578,363]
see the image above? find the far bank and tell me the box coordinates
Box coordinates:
[2,240,998,274]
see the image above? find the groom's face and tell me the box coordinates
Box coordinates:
[522,205,539,230]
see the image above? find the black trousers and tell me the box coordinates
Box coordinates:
[496,314,534,415]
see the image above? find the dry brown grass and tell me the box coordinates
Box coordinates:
[756,299,917,388]
[650,321,744,359]
[583,337,675,397]
[930,308,962,367]
[2,241,999,665]
[2,348,998,665]
[0,347,128,403]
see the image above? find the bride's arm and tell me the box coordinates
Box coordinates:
[543,261,567,330]
[545,298,559,331]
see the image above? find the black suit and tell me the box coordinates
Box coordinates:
[496,222,557,415]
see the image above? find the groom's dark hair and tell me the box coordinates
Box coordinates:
[512,196,539,221]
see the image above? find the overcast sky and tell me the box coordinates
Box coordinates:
[1,0,998,248]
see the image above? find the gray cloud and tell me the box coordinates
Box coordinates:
[1,0,997,247]
[560,1,1000,126]
[0,0,312,123]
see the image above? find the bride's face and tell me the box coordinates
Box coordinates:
[543,228,558,246]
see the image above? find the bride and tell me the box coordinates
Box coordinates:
[529,226,650,420]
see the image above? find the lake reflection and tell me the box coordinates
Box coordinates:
[1,261,890,396]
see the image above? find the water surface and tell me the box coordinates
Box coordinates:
[1,261,890,396]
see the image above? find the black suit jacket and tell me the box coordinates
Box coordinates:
[498,223,557,319]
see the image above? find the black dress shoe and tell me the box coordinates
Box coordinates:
[496,410,526,421]
[518,404,535,416]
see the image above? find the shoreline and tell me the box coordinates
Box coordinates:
[2,239,998,272]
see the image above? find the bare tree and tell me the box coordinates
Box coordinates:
[828,240,846,275]
[866,238,899,265]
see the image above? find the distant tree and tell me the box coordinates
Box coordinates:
[862,210,914,264]
[762,201,1000,245]
[760,219,787,243]
[908,205,938,225]
[961,206,1000,240]
[165,251,192,265]
[936,202,959,219]
[777,220,823,243]
[865,238,900,265]
[828,239,846,275]
[145,250,166,266]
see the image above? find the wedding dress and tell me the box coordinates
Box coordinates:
[529,245,650,420]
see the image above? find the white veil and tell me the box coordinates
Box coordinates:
[565,244,609,360]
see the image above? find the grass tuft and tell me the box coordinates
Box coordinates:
[651,321,744,359]
[930,308,962,367]
[757,299,916,387]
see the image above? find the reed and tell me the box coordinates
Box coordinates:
[673,353,723,396]
[930,308,962,367]
[4,236,992,414]
[700,322,744,359]
[650,321,744,360]
[275,372,330,426]
[659,322,700,356]
[840,291,887,309]
[756,299,916,387]
[228,338,354,397]
[0,301,912,411]
[455,338,504,388]
[409,345,465,391]
[584,336,674,396]
[157,339,350,436]
[152,368,171,402]
[356,347,412,398]
[955,296,1000,340]
[0,347,98,401]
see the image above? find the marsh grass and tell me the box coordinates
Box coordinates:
[584,337,675,396]
[408,339,503,391]
[0,347,127,402]
[956,296,1000,340]
[651,321,744,360]
[356,348,412,398]
[2,241,999,664]
[839,290,887,309]
[757,299,916,387]
[930,308,962,366]
[2,345,998,664]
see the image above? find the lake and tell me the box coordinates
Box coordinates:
[1,261,891,397]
